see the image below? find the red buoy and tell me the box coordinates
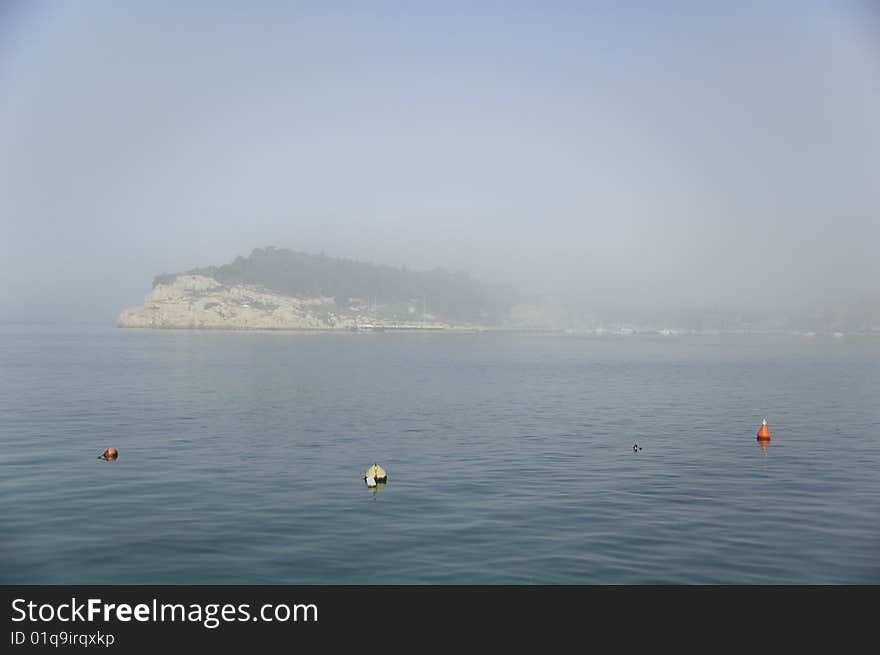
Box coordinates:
[100,447,118,460]
[756,419,771,441]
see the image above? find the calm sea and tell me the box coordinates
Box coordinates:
[1,325,878,584]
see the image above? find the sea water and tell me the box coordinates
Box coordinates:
[1,325,877,583]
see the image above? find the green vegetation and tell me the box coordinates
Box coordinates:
[154,247,517,324]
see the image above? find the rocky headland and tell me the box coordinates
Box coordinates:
[118,274,400,330]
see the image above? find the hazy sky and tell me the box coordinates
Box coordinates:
[1,0,878,322]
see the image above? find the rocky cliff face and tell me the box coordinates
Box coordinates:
[117,275,357,330]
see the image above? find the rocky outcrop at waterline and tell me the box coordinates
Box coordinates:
[117,275,362,330]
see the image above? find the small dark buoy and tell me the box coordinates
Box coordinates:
[632,443,642,452]
[99,447,118,461]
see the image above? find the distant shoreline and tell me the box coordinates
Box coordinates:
[114,324,880,338]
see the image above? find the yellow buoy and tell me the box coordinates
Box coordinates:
[364,463,387,483]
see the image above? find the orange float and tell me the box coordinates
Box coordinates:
[756,419,771,441]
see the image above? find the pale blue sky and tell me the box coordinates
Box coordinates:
[1,1,878,321]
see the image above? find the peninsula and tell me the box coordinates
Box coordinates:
[118,247,516,331]
[118,247,879,335]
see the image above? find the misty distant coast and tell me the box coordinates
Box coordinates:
[119,247,880,335]
[118,247,513,331]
